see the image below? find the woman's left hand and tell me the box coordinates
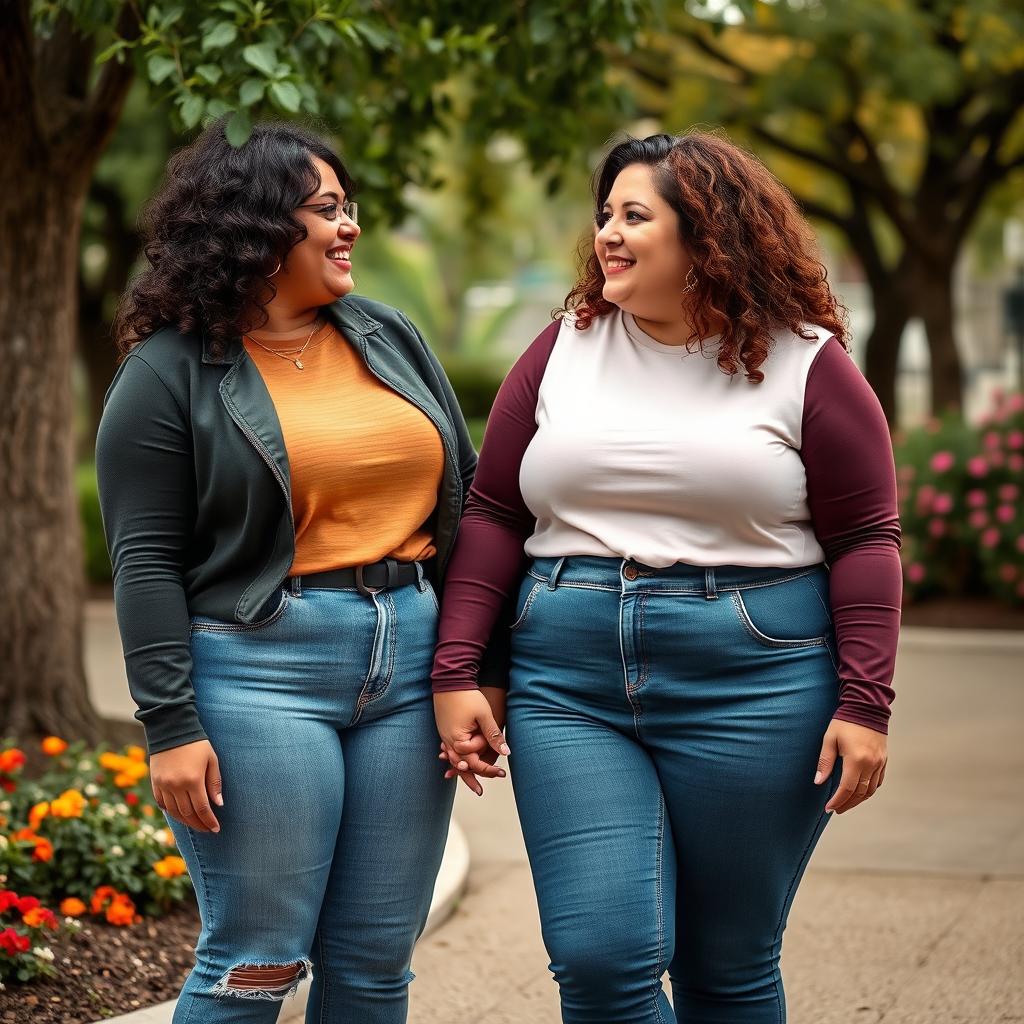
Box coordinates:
[815,719,887,814]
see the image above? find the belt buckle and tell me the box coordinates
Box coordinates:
[354,565,384,597]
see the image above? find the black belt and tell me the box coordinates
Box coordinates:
[291,558,422,596]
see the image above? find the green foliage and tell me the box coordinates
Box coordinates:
[41,0,653,222]
[441,359,504,420]
[0,740,192,920]
[78,464,112,585]
[894,392,1024,605]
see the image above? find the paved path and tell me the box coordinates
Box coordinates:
[87,608,1024,1023]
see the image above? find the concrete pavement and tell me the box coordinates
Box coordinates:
[87,606,1024,1023]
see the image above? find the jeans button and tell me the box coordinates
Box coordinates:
[623,565,639,581]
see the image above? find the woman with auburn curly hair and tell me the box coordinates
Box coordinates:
[432,133,901,1022]
[96,119,482,1021]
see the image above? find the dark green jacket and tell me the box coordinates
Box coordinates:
[96,295,477,754]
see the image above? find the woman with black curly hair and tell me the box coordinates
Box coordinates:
[432,133,901,1022]
[96,119,486,1022]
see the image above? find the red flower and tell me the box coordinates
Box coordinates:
[14,896,40,914]
[125,791,139,806]
[0,890,20,913]
[0,927,31,956]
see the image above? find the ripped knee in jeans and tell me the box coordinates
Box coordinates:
[212,957,312,1000]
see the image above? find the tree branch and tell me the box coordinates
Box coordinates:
[0,0,44,155]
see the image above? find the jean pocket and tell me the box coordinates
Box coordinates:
[190,589,289,634]
[509,575,545,633]
[729,572,831,649]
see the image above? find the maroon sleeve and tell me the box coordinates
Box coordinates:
[802,337,902,734]
[431,322,560,692]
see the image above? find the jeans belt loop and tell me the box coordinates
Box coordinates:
[290,575,302,597]
[414,561,426,592]
[705,567,718,601]
[547,556,567,591]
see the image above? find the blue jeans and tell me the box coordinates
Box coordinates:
[168,575,454,1023]
[507,556,842,1024]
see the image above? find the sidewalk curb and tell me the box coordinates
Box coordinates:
[95,821,470,1024]
[898,625,1024,652]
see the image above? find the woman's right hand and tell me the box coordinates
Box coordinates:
[434,689,510,795]
[150,739,224,833]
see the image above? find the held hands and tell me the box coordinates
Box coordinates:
[816,719,887,814]
[434,687,510,797]
[150,739,224,832]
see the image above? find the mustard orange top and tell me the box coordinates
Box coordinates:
[243,322,444,574]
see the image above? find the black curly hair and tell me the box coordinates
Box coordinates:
[113,117,354,358]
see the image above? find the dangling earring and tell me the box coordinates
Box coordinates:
[682,267,698,294]
[268,260,282,278]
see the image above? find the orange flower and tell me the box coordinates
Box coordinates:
[153,855,188,879]
[41,736,68,756]
[141,804,155,818]
[49,789,86,818]
[60,897,87,917]
[32,837,54,862]
[29,801,50,830]
[105,894,138,926]
[125,745,147,763]
[99,752,123,771]
[90,886,119,916]
[22,906,58,929]
[0,748,26,773]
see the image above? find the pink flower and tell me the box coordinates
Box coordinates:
[967,489,987,508]
[967,456,989,478]
[999,564,1018,583]
[998,484,1019,502]
[928,519,947,537]
[907,563,926,583]
[932,493,954,514]
[996,505,1015,523]
[984,431,1001,451]
[930,451,955,472]
[1008,431,1024,450]
[1009,454,1023,472]
[916,484,937,511]
[969,510,989,528]
[1007,394,1024,412]
[990,451,1005,467]
[981,527,1001,549]
[897,465,915,482]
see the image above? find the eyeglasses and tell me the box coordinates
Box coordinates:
[296,200,358,225]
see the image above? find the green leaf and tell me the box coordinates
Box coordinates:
[195,63,222,84]
[180,94,206,129]
[207,99,232,119]
[309,20,335,46]
[239,78,266,106]
[96,39,130,64]
[202,22,237,51]
[147,54,177,85]
[225,109,252,147]
[243,42,278,77]
[270,81,302,113]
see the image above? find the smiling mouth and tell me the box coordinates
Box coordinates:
[605,256,635,272]
[326,245,352,264]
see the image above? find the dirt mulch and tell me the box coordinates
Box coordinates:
[0,900,200,1023]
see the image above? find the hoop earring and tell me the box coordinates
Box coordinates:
[268,261,282,278]
[682,267,698,294]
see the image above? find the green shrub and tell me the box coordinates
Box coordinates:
[77,463,111,584]
[441,359,505,420]
[895,391,1024,605]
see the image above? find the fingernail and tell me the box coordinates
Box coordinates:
[498,770,506,777]
[814,772,823,784]
[457,761,468,771]
[215,794,224,806]
[500,744,511,756]
[212,826,220,833]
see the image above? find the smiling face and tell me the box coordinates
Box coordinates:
[272,155,360,310]
[594,162,694,323]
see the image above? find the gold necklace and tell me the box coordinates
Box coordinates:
[244,318,326,370]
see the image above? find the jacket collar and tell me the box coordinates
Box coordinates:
[201,296,384,365]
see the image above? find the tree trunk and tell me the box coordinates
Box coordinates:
[862,284,910,428]
[0,166,104,743]
[915,258,963,417]
[0,3,136,744]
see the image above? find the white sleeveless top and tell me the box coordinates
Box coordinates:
[518,310,832,568]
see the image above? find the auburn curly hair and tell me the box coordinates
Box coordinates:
[113,118,354,358]
[561,132,848,382]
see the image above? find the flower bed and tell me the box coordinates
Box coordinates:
[0,738,192,991]
[896,391,1023,606]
